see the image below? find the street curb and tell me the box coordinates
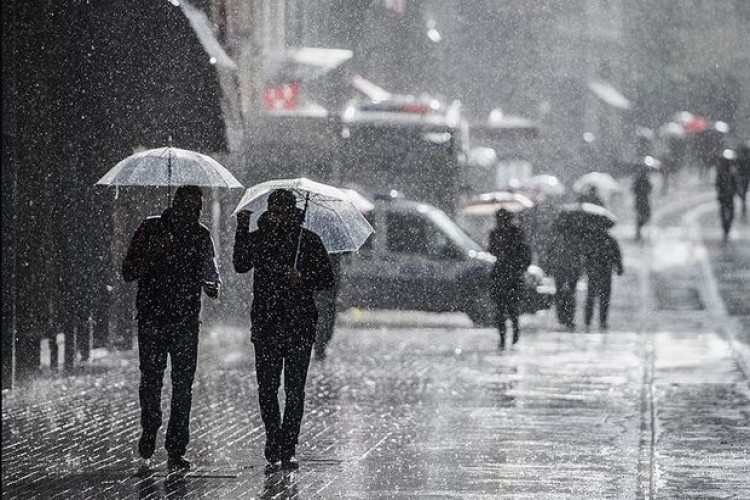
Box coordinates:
[684,202,750,381]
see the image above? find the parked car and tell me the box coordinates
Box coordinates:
[337,196,554,326]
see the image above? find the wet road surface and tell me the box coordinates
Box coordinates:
[2,177,749,498]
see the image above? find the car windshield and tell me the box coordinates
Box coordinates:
[427,209,483,253]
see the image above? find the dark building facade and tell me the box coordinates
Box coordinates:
[2,0,226,387]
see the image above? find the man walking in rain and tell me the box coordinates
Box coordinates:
[488,209,531,349]
[233,189,335,472]
[583,230,624,332]
[122,185,221,471]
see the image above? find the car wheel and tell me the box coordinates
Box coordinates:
[465,288,496,328]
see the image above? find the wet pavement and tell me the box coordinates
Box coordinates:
[3,175,750,498]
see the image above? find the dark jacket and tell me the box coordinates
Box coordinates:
[122,207,219,325]
[488,226,531,294]
[546,224,585,278]
[715,160,737,203]
[633,173,652,224]
[233,212,335,344]
[583,232,623,281]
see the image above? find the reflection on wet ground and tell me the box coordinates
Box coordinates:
[3,187,750,498]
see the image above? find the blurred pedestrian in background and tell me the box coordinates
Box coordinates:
[233,189,335,472]
[546,222,585,331]
[714,149,738,243]
[314,252,343,361]
[632,167,653,241]
[583,231,624,332]
[488,209,532,349]
[122,185,221,471]
[736,141,750,219]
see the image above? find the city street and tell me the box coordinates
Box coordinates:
[3,179,750,499]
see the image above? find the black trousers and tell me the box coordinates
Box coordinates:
[554,272,580,327]
[253,339,313,461]
[585,275,612,327]
[494,282,522,340]
[138,320,199,458]
[719,199,734,237]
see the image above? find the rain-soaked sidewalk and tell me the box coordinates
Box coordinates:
[3,180,750,498]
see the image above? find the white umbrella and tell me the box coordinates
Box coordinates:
[232,177,374,255]
[523,175,566,196]
[96,146,243,204]
[97,147,242,188]
[461,191,535,215]
[573,172,621,195]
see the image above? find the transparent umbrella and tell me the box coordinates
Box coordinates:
[232,177,374,255]
[461,191,535,215]
[96,145,243,203]
[573,172,621,195]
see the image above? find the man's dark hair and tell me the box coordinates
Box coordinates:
[268,189,297,211]
[173,185,203,207]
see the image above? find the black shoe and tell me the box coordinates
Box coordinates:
[281,456,299,471]
[512,332,520,344]
[138,431,157,460]
[264,460,282,474]
[167,455,191,471]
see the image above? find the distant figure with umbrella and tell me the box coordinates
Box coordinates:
[488,209,532,349]
[548,203,617,331]
[582,230,624,332]
[714,149,738,243]
[232,180,372,472]
[122,186,221,471]
[632,165,653,241]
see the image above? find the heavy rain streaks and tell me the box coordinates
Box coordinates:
[3,1,750,498]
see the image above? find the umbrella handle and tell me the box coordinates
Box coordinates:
[293,193,309,271]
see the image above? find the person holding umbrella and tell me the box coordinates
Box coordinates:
[488,209,532,349]
[122,185,221,471]
[233,189,336,472]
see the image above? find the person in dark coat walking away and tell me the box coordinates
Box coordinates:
[714,149,738,243]
[546,221,585,331]
[632,167,653,241]
[488,209,532,349]
[122,185,221,471]
[233,189,335,472]
[314,252,343,361]
[736,141,750,219]
[583,230,624,331]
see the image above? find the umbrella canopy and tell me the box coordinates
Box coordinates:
[266,47,353,86]
[461,191,535,215]
[573,172,621,195]
[232,177,374,254]
[523,175,566,196]
[340,188,375,213]
[96,146,243,189]
[556,202,617,232]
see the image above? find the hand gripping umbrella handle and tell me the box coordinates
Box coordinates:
[293,192,309,271]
